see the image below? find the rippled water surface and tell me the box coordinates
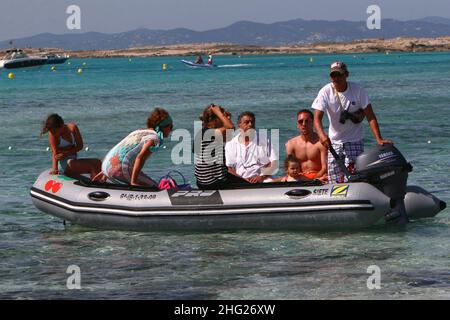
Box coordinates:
[0,52,449,299]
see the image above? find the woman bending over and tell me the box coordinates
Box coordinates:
[101,108,173,186]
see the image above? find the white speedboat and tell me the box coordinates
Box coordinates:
[44,53,69,64]
[0,49,48,69]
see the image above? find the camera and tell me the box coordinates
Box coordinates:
[339,110,351,124]
[339,109,365,124]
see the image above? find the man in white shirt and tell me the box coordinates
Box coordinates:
[225,112,278,183]
[312,61,392,183]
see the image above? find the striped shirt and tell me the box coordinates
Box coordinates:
[194,128,228,185]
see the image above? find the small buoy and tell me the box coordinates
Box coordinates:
[68,62,71,65]
[82,62,87,66]
[8,146,12,150]
[129,58,132,62]
[77,68,83,74]
[162,63,167,71]
[85,147,89,151]
[46,147,50,151]
[427,140,431,144]
[8,73,15,79]
[51,66,56,71]
[309,57,314,63]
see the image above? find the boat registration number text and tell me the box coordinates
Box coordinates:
[120,193,157,201]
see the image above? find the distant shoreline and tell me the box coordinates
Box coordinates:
[2,36,450,58]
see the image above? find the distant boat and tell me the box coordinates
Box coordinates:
[0,49,47,69]
[44,53,69,64]
[181,59,217,68]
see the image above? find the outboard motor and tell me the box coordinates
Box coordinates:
[354,145,413,225]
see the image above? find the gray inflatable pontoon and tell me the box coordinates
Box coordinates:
[30,146,446,231]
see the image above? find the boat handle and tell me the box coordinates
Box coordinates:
[285,189,311,198]
[88,191,110,201]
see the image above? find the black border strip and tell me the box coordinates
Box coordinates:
[31,187,374,216]
[32,194,375,218]
[73,179,323,191]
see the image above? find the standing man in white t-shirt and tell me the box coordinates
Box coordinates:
[312,61,392,183]
[225,111,278,183]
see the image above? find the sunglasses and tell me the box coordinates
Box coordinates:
[330,72,344,78]
[297,119,310,125]
[162,123,174,130]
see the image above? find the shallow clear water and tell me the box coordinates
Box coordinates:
[0,52,449,299]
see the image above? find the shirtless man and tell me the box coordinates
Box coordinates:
[285,109,327,181]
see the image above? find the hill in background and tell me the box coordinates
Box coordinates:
[1,17,450,51]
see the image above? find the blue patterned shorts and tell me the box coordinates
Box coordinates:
[327,141,364,183]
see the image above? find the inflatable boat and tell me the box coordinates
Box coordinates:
[181,60,217,68]
[30,145,446,231]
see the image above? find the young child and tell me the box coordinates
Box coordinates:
[272,155,309,182]
[281,155,302,182]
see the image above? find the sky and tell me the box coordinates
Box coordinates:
[1,0,450,41]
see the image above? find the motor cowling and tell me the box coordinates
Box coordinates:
[354,145,413,225]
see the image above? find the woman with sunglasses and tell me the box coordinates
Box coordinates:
[194,104,249,189]
[101,107,173,186]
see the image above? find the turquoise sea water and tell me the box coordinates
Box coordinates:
[0,53,449,299]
